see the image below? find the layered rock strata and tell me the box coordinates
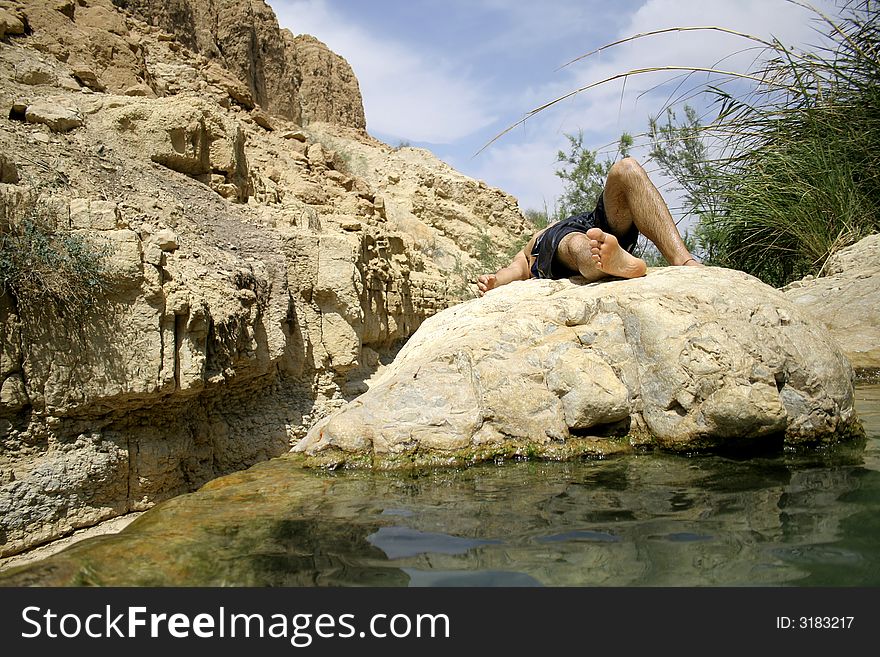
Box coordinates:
[0,0,528,556]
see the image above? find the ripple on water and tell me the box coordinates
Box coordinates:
[367,526,502,559]
[657,532,714,542]
[536,530,621,543]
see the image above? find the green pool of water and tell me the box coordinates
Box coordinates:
[3,385,879,587]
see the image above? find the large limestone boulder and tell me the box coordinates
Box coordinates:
[294,267,861,467]
[783,234,880,373]
[24,99,83,132]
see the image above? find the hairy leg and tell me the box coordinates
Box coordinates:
[602,158,701,266]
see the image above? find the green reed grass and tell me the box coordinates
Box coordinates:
[697,0,880,284]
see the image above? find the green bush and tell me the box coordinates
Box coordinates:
[523,208,550,230]
[553,131,632,222]
[649,1,880,285]
[0,198,109,308]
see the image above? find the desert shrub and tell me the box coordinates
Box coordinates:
[0,196,109,308]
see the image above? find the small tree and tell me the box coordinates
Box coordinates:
[648,106,717,218]
[554,131,632,221]
[647,104,720,262]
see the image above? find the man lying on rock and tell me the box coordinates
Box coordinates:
[477,157,703,296]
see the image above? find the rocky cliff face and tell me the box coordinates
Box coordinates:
[118,0,365,127]
[7,0,365,127]
[0,0,528,556]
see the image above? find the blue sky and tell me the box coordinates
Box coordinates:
[267,0,839,223]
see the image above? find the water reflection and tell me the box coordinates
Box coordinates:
[1,385,878,587]
[368,526,502,559]
[404,569,543,587]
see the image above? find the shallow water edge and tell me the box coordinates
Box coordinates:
[0,384,877,587]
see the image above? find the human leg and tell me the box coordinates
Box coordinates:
[556,231,646,281]
[476,242,532,295]
[601,157,701,266]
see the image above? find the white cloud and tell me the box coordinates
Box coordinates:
[454,138,564,213]
[266,0,845,216]
[470,0,841,208]
[513,0,838,135]
[268,0,496,143]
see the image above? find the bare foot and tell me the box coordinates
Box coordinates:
[586,228,647,279]
[680,257,704,267]
[477,273,498,296]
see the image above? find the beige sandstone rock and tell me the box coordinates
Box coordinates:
[295,266,860,467]
[17,0,147,94]
[118,0,365,128]
[304,123,529,295]
[783,233,880,372]
[15,62,58,86]
[149,228,178,251]
[0,8,25,40]
[0,154,17,183]
[24,99,83,132]
[69,62,105,92]
[102,97,226,175]
[69,198,124,230]
[291,33,365,129]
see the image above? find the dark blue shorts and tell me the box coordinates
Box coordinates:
[529,195,639,279]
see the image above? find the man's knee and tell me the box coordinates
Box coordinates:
[608,157,648,186]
